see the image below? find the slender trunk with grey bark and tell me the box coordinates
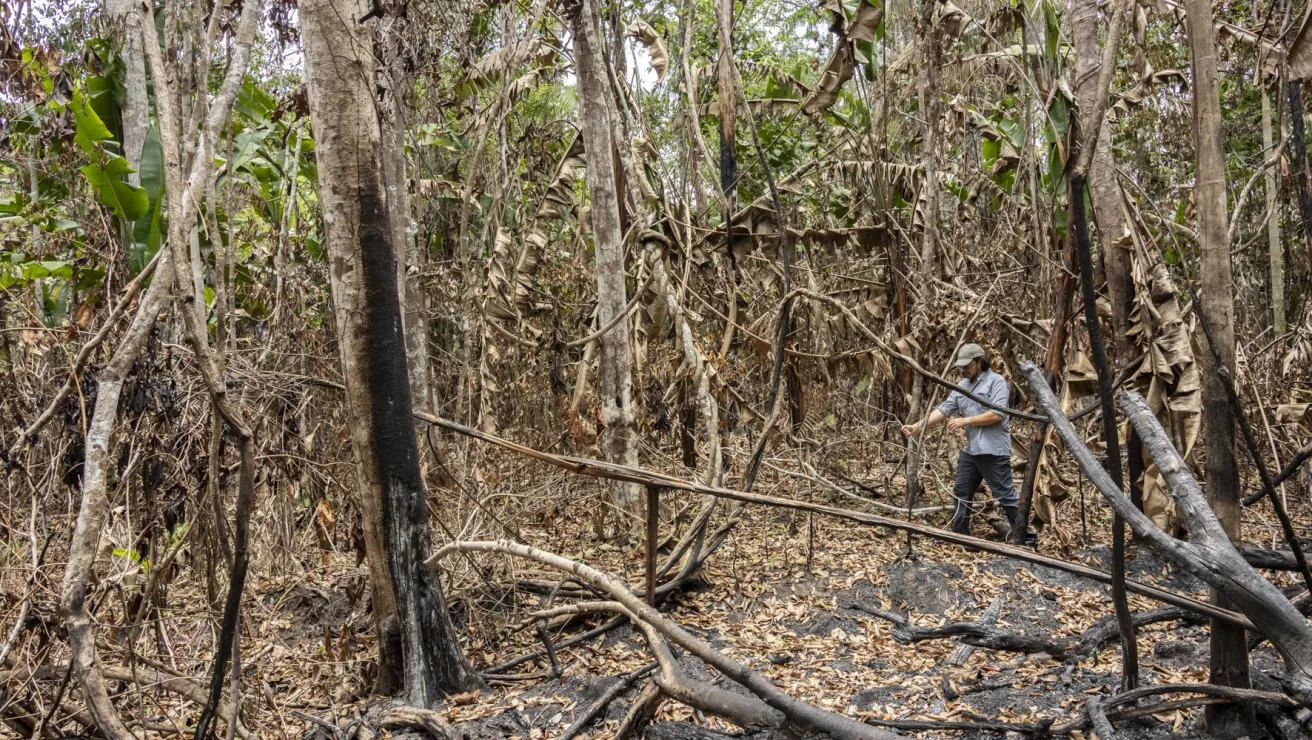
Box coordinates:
[717,0,736,210]
[570,0,643,531]
[300,0,482,704]
[916,0,940,279]
[1184,0,1251,732]
[61,264,173,740]
[108,0,148,183]
[1289,82,1312,276]
[1262,86,1286,335]
[1072,0,1133,358]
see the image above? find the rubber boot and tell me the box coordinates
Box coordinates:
[1004,506,1039,546]
[1003,506,1020,533]
[949,509,971,536]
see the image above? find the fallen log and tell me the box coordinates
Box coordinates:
[1244,545,1312,572]
[429,540,901,740]
[1020,361,1312,706]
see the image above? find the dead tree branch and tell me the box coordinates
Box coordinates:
[560,662,657,740]
[1020,360,1312,705]
[429,540,900,739]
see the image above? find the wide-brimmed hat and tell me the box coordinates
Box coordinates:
[953,343,986,367]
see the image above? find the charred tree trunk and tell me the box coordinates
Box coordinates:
[569,0,643,531]
[1072,173,1139,690]
[1183,0,1251,732]
[300,0,482,704]
[717,0,737,211]
[1288,81,1312,278]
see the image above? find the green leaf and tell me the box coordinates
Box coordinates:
[75,267,106,291]
[1047,95,1069,144]
[81,156,149,221]
[86,74,124,146]
[131,190,165,274]
[71,92,113,154]
[235,77,276,121]
[48,219,83,234]
[981,137,1000,166]
[112,547,150,573]
[22,260,71,280]
[995,116,1024,150]
[1042,0,1060,63]
[138,126,164,203]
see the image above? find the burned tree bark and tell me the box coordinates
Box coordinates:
[1021,363,1312,708]
[1183,0,1251,730]
[1288,81,1312,275]
[300,0,482,704]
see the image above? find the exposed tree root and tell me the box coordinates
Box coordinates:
[377,707,458,739]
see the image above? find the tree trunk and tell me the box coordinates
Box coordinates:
[108,0,148,183]
[300,0,482,704]
[717,0,737,207]
[1072,0,1133,358]
[378,20,447,484]
[379,25,431,417]
[1263,85,1286,335]
[570,0,643,531]
[1288,82,1312,278]
[915,0,940,278]
[1183,0,1251,733]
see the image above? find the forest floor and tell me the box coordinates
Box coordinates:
[248,466,1312,740]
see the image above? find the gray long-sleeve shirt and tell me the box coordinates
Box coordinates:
[937,369,1012,457]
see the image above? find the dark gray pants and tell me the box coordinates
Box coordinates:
[951,451,1019,526]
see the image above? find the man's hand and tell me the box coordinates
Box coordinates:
[899,422,920,437]
[947,417,970,432]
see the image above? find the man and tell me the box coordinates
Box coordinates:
[900,343,1019,536]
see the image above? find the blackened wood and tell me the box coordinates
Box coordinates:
[1115,388,1312,702]
[1193,289,1312,595]
[1086,697,1117,740]
[1289,81,1312,273]
[646,486,659,606]
[1071,172,1139,689]
[560,662,657,740]
[361,170,481,702]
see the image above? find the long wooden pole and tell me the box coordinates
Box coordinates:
[414,411,1253,630]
